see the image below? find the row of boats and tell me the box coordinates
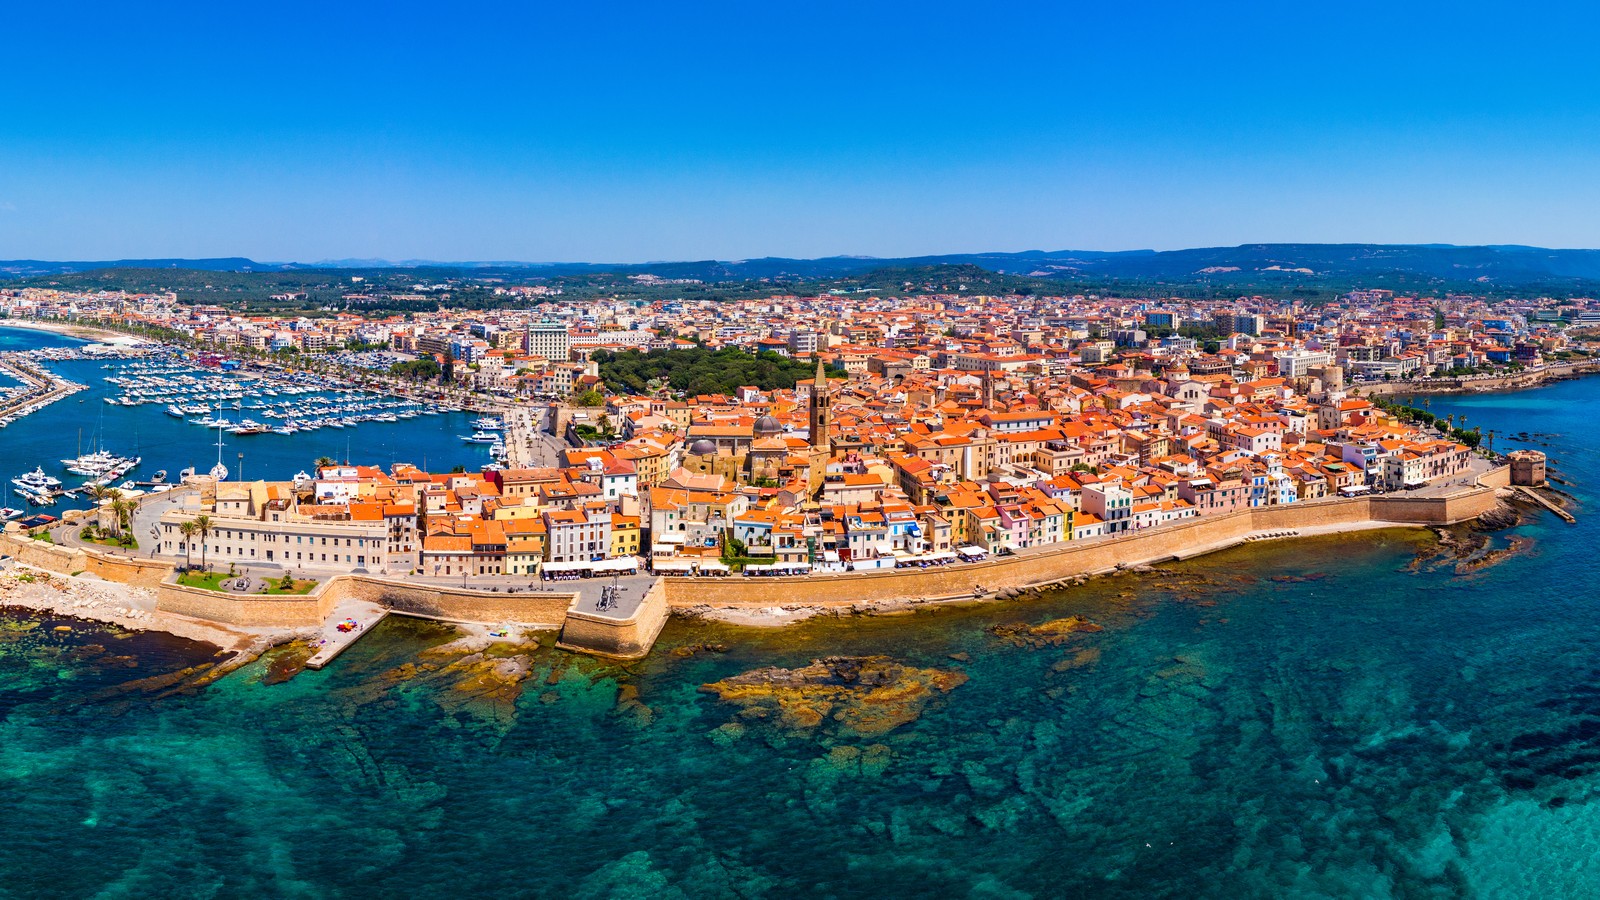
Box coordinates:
[6,350,491,511]
[459,418,510,464]
[99,358,442,437]
[173,400,433,436]
[11,448,154,507]
[0,354,89,429]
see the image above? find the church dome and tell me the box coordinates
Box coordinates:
[689,439,718,456]
[753,415,783,435]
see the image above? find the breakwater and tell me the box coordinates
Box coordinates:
[0,354,87,427]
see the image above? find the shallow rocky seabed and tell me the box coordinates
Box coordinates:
[4,341,1600,896]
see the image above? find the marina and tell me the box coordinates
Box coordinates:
[0,353,89,428]
[0,327,502,516]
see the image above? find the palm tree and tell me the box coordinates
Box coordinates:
[194,515,213,572]
[97,486,124,534]
[178,521,197,569]
[111,497,135,540]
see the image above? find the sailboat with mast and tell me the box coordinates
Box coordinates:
[60,406,140,483]
[209,424,230,481]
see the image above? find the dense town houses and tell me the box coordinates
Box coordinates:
[6,281,1580,578]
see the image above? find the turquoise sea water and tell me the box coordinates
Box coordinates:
[4,327,1600,897]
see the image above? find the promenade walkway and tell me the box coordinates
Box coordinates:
[501,405,568,468]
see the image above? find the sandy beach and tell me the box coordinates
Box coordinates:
[0,318,144,345]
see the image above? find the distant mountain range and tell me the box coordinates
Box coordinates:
[9,244,1600,290]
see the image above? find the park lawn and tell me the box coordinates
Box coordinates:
[177,570,318,595]
[267,579,319,595]
[79,528,137,550]
[177,570,229,591]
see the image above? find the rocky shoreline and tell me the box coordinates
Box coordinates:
[0,569,304,690]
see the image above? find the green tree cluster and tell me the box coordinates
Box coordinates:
[593,347,844,396]
[389,357,442,380]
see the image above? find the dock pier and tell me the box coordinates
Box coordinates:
[1513,485,1576,523]
[0,354,87,428]
[305,600,389,669]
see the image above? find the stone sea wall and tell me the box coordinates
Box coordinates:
[6,471,1509,660]
[326,576,576,626]
[153,572,579,630]
[661,483,1503,609]
[81,552,174,590]
[156,579,334,628]
[558,577,670,659]
[0,532,87,574]
[1,532,180,589]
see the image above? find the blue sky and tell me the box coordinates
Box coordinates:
[3,1,1599,261]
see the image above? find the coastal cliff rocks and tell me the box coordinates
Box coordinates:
[1476,500,1525,532]
[0,571,158,631]
[1268,572,1332,584]
[700,656,967,736]
[301,623,556,733]
[437,652,534,728]
[1415,502,1533,576]
[1052,647,1102,673]
[613,681,655,729]
[989,616,1104,649]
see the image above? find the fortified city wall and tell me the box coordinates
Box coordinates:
[0,532,86,573]
[81,552,174,590]
[154,573,579,629]
[659,483,1503,609]
[3,470,1510,659]
[156,579,336,628]
[558,577,670,659]
[328,576,575,626]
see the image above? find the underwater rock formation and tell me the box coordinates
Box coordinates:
[989,616,1105,648]
[700,656,967,736]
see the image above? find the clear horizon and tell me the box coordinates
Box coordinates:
[5,1,1600,262]
[16,240,1600,268]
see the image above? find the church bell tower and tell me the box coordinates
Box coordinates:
[809,358,831,451]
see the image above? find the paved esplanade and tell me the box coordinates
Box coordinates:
[501,404,568,469]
